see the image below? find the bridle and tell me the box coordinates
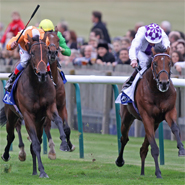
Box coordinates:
[29,40,48,77]
[47,43,59,63]
[152,53,172,85]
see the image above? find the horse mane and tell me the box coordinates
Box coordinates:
[154,43,166,53]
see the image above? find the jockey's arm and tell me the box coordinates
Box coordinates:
[6,32,24,50]
[57,31,71,56]
[161,29,170,48]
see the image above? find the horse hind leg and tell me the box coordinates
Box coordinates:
[115,105,135,167]
[16,119,26,161]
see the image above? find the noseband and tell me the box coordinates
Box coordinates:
[30,41,48,76]
[152,53,171,84]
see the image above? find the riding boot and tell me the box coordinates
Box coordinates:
[122,69,138,90]
[4,72,17,92]
[48,71,56,87]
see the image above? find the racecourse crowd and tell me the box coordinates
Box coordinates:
[0,11,185,74]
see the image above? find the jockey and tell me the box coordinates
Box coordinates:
[4,26,56,92]
[124,23,170,89]
[39,19,71,67]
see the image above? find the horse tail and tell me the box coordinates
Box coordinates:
[0,107,7,127]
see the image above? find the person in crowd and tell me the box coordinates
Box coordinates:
[121,37,131,49]
[91,11,111,43]
[112,39,122,62]
[160,21,171,36]
[88,36,98,49]
[90,28,104,41]
[57,21,68,38]
[176,40,185,59]
[73,45,94,65]
[64,30,78,49]
[96,40,115,65]
[0,11,24,49]
[0,22,4,40]
[134,22,145,32]
[65,49,80,65]
[117,48,131,65]
[168,31,181,44]
[125,29,136,42]
[171,50,184,66]
[174,61,185,74]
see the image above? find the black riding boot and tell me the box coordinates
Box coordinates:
[4,72,17,92]
[48,71,56,87]
[122,69,138,90]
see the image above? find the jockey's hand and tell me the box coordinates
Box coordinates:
[59,47,65,53]
[130,59,138,68]
[11,41,18,50]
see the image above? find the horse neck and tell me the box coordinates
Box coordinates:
[50,60,58,83]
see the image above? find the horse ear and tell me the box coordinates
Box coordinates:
[46,36,50,46]
[166,46,170,55]
[55,26,58,34]
[27,34,33,44]
[151,47,156,56]
[25,34,33,51]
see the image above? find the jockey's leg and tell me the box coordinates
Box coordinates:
[47,63,56,86]
[5,49,30,92]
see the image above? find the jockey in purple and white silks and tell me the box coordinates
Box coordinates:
[116,23,170,104]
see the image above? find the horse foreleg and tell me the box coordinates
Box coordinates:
[116,105,134,167]
[142,116,162,178]
[2,121,15,162]
[140,123,159,176]
[30,143,37,175]
[44,118,56,160]
[165,109,185,156]
[60,107,75,152]
[16,119,26,161]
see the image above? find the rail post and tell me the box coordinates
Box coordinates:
[74,83,84,158]
[159,122,164,165]
[112,84,121,154]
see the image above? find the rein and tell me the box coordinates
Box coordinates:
[152,53,171,84]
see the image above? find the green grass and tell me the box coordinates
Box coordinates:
[0,0,184,41]
[0,126,185,185]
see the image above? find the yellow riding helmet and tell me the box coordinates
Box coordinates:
[39,19,54,32]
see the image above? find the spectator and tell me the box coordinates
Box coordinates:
[73,45,94,65]
[0,22,4,40]
[168,31,181,44]
[91,11,111,43]
[160,21,171,35]
[0,11,24,48]
[121,37,131,49]
[176,40,185,59]
[135,22,145,32]
[88,36,98,49]
[125,29,136,42]
[64,30,78,49]
[65,49,80,65]
[170,41,178,54]
[171,50,184,66]
[90,28,104,41]
[96,40,115,65]
[117,48,131,65]
[112,39,121,62]
[174,61,185,74]
[57,21,68,37]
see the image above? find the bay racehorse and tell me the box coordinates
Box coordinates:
[115,44,185,178]
[1,35,69,178]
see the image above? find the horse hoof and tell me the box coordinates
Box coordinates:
[1,154,10,162]
[70,145,75,152]
[60,143,70,152]
[115,159,124,167]
[32,172,38,176]
[156,174,162,178]
[39,172,49,178]
[48,152,56,160]
[178,149,185,156]
[18,152,26,161]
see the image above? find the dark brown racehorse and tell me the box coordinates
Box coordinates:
[1,35,69,178]
[115,44,185,178]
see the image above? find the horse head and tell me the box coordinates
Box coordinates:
[26,34,48,83]
[44,26,60,63]
[151,44,172,92]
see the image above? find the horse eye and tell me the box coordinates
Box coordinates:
[153,62,157,67]
[168,62,171,67]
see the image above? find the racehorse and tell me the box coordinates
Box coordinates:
[1,35,69,178]
[115,44,185,178]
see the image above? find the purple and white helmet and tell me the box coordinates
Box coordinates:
[145,23,162,44]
